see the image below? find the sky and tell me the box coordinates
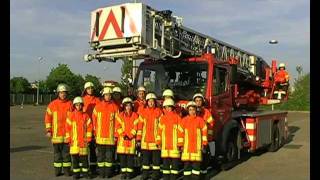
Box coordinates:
[10,0,310,83]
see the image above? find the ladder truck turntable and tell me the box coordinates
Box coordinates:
[84,2,289,167]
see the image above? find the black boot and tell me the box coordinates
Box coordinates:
[82,172,90,179]
[54,167,62,176]
[170,174,178,180]
[121,172,127,180]
[73,172,80,180]
[191,174,200,180]
[141,170,149,180]
[63,167,72,176]
[98,167,105,178]
[89,165,97,175]
[105,167,114,178]
[126,172,134,179]
[151,170,160,180]
[163,174,170,180]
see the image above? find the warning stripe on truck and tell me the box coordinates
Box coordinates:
[246,118,257,151]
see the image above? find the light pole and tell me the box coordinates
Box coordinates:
[36,57,44,105]
[268,40,278,111]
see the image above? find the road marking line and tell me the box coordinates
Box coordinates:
[34,150,53,154]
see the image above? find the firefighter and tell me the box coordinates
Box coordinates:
[180,101,208,180]
[113,86,123,110]
[44,83,73,177]
[115,97,140,179]
[138,93,163,180]
[82,82,100,175]
[162,89,183,116]
[65,97,93,179]
[193,93,215,177]
[92,87,119,178]
[156,98,184,180]
[134,86,146,112]
[274,63,290,92]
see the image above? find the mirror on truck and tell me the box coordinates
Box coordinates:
[230,65,237,84]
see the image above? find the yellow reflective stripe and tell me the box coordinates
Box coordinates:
[72,122,78,148]
[201,170,208,174]
[53,112,58,138]
[197,129,201,151]
[134,118,140,125]
[192,170,200,175]
[63,162,71,167]
[173,125,177,149]
[142,165,150,170]
[137,130,142,136]
[202,126,207,131]
[130,129,136,135]
[53,162,62,167]
[86,118,91,126]
[178,125,184,132]
[178,138,183,143]
[105,162,113,167]
[152,166,160,170]
[65,133,70,139]
[97,112,101,139]
[82,168,88,172]
[86,132,92,137]
[202,136,208,142]
[93,109,97,116]
[47,108,52,115]
[171,170,179,174]
[127,168,134,172]
[207,116,213,123]
[163,170,170,174]
[117,129,124,135]
[184,171,192,175]
[97,162,104,167]
[121,168,127,172]
[79,163,83,166]
[66,118,72,125]
[73,168,81,173]
[45,123,51,129]
[156,136,161,141]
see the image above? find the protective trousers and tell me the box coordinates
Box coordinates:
[96,144,115,177]
[119,154,135,178]
[141,150,161,180]
[183,161,201,180]
[89,139,97,172]
[53,143,71,175]
[162,158,180,180]
[71,155,89,175]
[200,148,210,178]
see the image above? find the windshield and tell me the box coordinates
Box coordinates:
[135,60,208,100]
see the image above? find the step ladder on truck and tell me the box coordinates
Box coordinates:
[83,2,289,170]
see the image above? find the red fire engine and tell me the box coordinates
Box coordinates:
[84,2,289,169]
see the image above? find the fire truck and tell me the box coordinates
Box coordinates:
[84,2,289,169]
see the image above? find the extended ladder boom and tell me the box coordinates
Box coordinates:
[84,2,269,77]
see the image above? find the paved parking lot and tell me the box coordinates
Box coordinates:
[10,105,310,180]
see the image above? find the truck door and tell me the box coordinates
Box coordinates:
[212,66,233,138]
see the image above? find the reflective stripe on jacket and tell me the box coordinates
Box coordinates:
[65,111,92,155]
[115,111,140,154]
[134,99,145,112]
[45,98,73,144]
[275,70,289,83]
[92,100,119,145]
[198,108,215,141]
[156,111,183,158]
[181,115,208,162]
[138,107,163,150]
[82,95,100,118]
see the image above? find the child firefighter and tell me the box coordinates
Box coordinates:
[65,96,93,179]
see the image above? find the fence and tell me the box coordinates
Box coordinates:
[10,94,56,106]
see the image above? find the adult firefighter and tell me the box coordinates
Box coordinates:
[65,97,93,179]
[274,63,290,92]
[156,98,184,180]
[82,82,100,175]
[134,86,146,112]
[92,87,119,178]
[180,101,208,180]
[115,97,140,179]
[113,86,123,110]
[138,93,163,180]
[162,89,183,116]
[193,93,215,176]
[44,83,73,177]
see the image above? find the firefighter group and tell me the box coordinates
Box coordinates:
[45,82,215,180]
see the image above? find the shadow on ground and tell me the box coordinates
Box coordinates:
[10,145,46,153]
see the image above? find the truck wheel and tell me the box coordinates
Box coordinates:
[226,132,238,162]
[269,124,280,152]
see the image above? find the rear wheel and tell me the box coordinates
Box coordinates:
[221,130,240,170]
[268,124,280,152]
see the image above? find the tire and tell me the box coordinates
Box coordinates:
[268,124,280,152]
[221,131,239,171]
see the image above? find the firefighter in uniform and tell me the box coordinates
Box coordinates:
[193,93,215,177]
[113,86,123,110]
[82,82,100,175]
[65,97,93,179]
[162,89,182,116]
[274,63,290,99]
[134,86,146,112]
[92,87,119,178]
[44,83,73,176]
[180,101,208,180]
[115,97,140,179]
[138,93,163,180]
[156,98,184,180]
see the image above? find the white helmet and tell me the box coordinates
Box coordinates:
[163,98,174,107]
[146,93,157,101]
[122,97,133,104]
[193,93,204,100]
[84,82,94,89]
[73,96,84,105]
[186,101,197,108]
[279,63,285,68]
[101,87,113,95]
[162,89,174,97]
[137,86,146,92]
[57,84,69,92]
[113,86,122,93]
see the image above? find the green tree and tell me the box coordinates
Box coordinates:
[120,58,133,95]
[46,64,84,98]
[84,74,103,96]
[10,77,31,93]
